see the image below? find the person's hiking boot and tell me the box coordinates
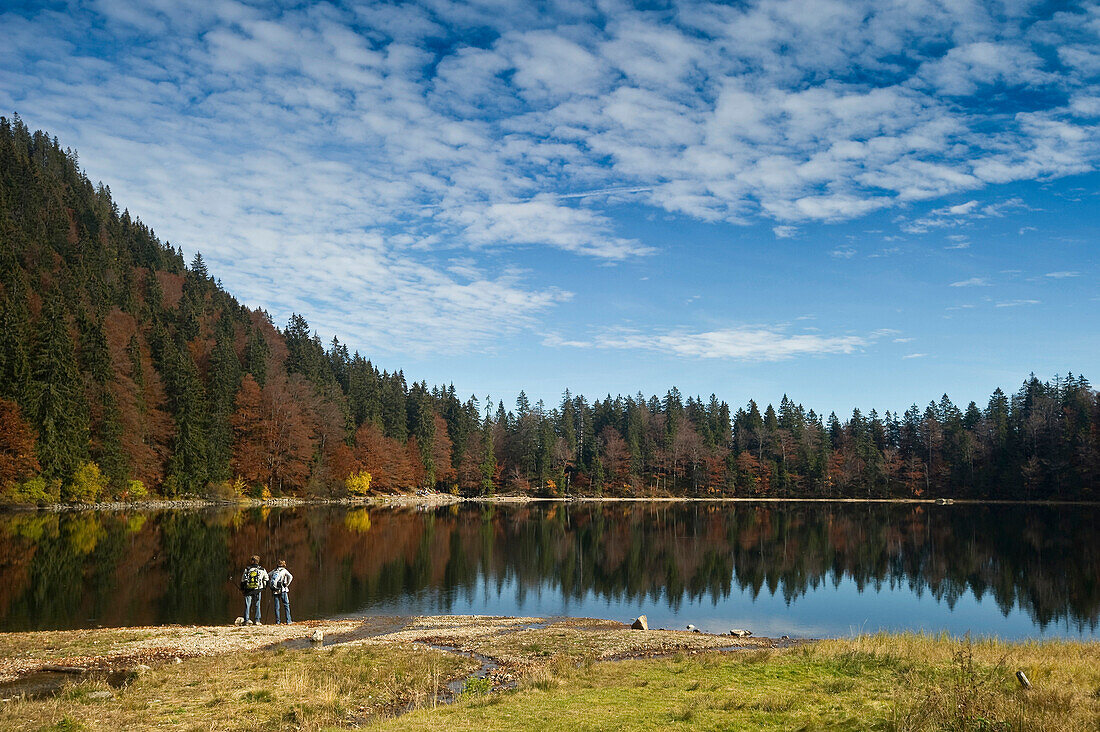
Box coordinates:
[246,620,254,625]
[254,621,262,625]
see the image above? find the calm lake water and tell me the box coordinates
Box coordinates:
[0,502,1096,639]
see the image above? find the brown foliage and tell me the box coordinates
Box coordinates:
[250,309,287,372]
[351,422,418,492]
[103,311,172,485]
[737,451,771,495]
[456,433,484,494]
[431,415,456,487]
[0,399,39,488]
[231,373,315,493]
[405,437,426,488]
[155,271,183,309]
[600,426,631,482]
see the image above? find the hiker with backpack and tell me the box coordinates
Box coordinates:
[269,559,294,624]
[240,555,269,625]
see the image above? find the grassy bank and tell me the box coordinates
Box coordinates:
[1,619,1097,731]
[383,634,1100,731]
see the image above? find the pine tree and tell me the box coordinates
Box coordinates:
[381,371,408,441]
[76,310,112,384]
[244,325,268,386]
[163,343,208,494]
[406,381,435,486]
[29,293,89,481]
[94,389,128,488]
[0,298,31,405]
[205,317,241,482]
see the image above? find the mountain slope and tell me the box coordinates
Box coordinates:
[0,116,1096,502]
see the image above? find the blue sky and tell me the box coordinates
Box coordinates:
[2,0,1097,416]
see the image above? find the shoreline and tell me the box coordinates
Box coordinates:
[2,614,1097,729]
[4,494,1099,513]
[0,614,782,685]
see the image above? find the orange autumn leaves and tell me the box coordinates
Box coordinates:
[229,374,453,495]
[0,399,39,489]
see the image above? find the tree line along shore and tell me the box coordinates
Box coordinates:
[2,115,1098,508]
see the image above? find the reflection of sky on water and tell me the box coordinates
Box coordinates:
[357,574,1097,641]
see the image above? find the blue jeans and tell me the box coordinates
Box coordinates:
[244,591,262,623]
[273,591,292,623]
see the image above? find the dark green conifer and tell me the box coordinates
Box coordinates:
[29,293,89,480]
[244,326,269,386]
[163,342,208,495]
[205,317,241,482]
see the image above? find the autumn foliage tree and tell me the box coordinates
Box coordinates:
[0,398,39,490]
[230,374,313,494]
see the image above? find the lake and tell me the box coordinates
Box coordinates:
[0,501,1096,639]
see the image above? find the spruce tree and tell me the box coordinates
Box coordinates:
[163,343,208,494]
[244,326,268,386]
[95,389,128,488]
[0,299,31,406]
[205,318,241,482]
[29,294,89,481]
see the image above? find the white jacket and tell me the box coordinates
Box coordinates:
[269,567,293,593]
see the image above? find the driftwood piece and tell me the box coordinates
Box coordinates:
[40,665,88,674]
[1016,670,1032,690]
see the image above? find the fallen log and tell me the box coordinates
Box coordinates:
[39,665,88,674]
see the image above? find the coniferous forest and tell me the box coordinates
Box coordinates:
[1,116,1098,504]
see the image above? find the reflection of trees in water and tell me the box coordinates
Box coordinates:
[158,512,230,624]
[0,504,1096,632]
[332,503,1097,631]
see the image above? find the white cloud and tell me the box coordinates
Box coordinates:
[902,353,928,359]
[830,247,857,259]
[949,277,990,287]
[557,326,872,361]
[451,197,653,259]
[1045,271,1079,278]
[919,42,1052,97]
[902,198,1030,234]
[3,0,1098,355]
[995,299,1041,307]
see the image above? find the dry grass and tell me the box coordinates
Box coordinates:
[0,620,369,682]
[4,622,1098,731]
[0,643,477,731]
[0,629,154,664]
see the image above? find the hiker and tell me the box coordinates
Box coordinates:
[269,559,294,624]
[240,555,269,625]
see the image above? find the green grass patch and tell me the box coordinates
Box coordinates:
[377,635,1100,732]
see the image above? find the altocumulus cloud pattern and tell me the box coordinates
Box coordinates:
[2,0,1097,356]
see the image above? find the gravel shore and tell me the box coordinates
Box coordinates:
[0,615,780,685]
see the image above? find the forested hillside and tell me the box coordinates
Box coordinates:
[1,116,1097,503]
